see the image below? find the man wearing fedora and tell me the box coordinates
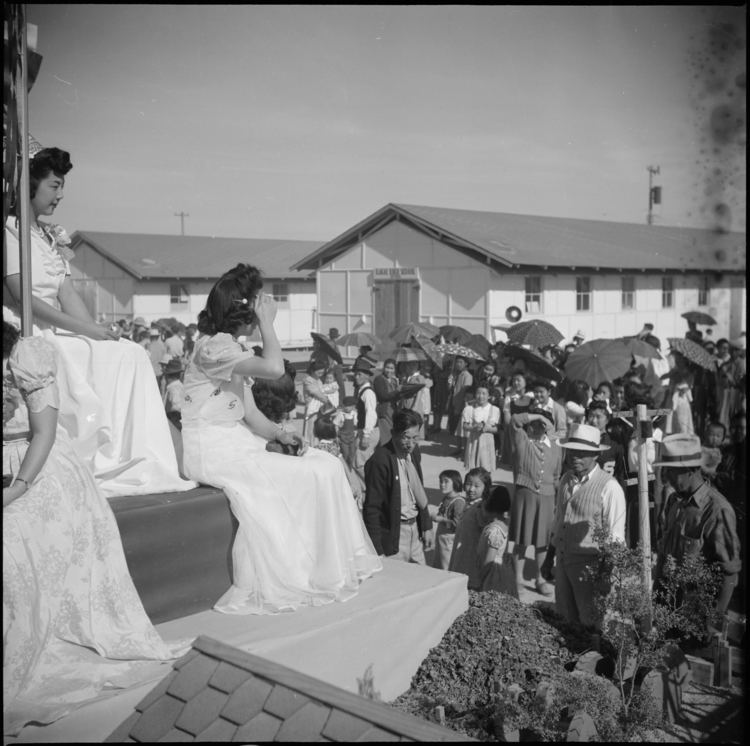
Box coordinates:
[654,433,741,622]
[351,356,378,481]
[543,423,626,629]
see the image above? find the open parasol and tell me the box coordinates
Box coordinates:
[395,382,427,401]
[620,337,662,359]
[336,331,381,348]
[413,336,444,367]
[310,332,343,365]
[439,324,473,345]
[502,343,562,382]
[506,320,564,350]
[681,311,717,326]
[435,342,485,361]
[465,334,492,360]
[667,338,717,370]
[389,321,441,345]
[393,346,429,364]
[563,338,638,387]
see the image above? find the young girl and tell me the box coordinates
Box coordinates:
[462,384,500,471]
[314,412,365,509]
[430,469,466,570]
[301,357,329,442]
[477,485,518,597]
[321,370,340,409]
[448,467,493,587]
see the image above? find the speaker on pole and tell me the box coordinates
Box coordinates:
[505,306,522,323]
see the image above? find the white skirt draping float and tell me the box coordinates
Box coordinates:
[181,420,382,614]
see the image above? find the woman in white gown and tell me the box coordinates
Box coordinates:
[3,144,194,497]
[181,264,382,614]
[3,322,187,735]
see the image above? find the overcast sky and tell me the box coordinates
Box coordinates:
[24,4,746,239]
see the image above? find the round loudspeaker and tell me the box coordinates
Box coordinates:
[505,306,522,323]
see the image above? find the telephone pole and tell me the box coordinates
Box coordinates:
[647,166,661,225]
[174,211,189,236]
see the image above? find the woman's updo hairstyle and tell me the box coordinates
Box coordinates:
[3,320,21,356]
[197,263,263,336]
[30,148,73,198]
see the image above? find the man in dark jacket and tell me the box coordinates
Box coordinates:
[363,409,434,562]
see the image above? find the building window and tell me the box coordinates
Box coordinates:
[698,275,710,306]
[621,276,635,310]
[576,276,591,312]
[272,282,289,303]
[524,276,542,313]
[170,283,189,308]
[661,276,674,308]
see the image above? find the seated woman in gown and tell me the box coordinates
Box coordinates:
[3,321,187,736]
[181,263,382,615]
[3,143,194,496]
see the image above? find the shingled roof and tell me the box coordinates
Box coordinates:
[70,231,323,281]
[291,203,746,274]
[106,636,474,742]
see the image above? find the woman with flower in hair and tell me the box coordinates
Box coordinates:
[4,144,193,497]
[181,264,382,614]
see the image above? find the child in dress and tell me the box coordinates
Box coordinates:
[477,485,518,597]
[462,384,500,471]
[430,469,466,570]
[322,370,340,409]
[448,467,493,588]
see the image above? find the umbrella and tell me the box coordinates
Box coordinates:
[465,333,492,360]
[506,320,564,350]
[393,347,429,364]
[667,338,717,370]
[681,311,717,326]
[501,343,562,382]
[310,332,343,365]
[395,382,427,401]
[413,336,444,367]
[439,324,473,345]
[564,339,638,387]
[620,337,662,359]
[435,342,485,361]
[336,331,381,348]
[388,321,441,345]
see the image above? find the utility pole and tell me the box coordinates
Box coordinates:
[174,211,189,236]
[647,165,661,225]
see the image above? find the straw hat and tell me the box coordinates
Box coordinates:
[560,423,609,452]
[133,317,147,329]
[652,433,703,468]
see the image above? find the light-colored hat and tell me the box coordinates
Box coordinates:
[149,327,162,337]
[133,317,147,328]
[560,423,609,452]
[730,334,746,351]
[653,433,703,468]
[565,401,586,418]
[573,330,585,340]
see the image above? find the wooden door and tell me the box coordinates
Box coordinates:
[373,280,419,339]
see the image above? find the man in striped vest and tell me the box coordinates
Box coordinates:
[546,423,626,630]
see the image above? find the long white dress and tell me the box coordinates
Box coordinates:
[181,334,382,614]
[3,336,188,736]
[4,218,195,497]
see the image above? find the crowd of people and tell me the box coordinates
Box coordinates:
[2,140,745,735]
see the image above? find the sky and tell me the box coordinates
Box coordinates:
[22,4,747,240]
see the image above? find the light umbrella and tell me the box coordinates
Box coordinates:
[667,338,717,370]
[681,311,717,326]
[389,321,441,345]
[435,342,485,361]
[336,331,381,348]
[563,339,637,387]
[506,320,564,350]
[439,324,473,345]
[501,344,562,382]
[393,346,429,365]
[413,337,444,367]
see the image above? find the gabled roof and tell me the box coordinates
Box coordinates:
[70,231,323,281]
[106,636,473,742]
[291,203,746,273]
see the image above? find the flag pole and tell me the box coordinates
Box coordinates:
[17,4,33,336]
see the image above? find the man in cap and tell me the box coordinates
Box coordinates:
[572,330,585,346]
[654,433,741,622]
[542,423,626,629]
[363,408,434,562]
[351,356,378,480]
[132,317,148,337]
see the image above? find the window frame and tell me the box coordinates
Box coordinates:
[661,275,674,309]
[271,282,289,304]
[576,275,592,312]
[621,275,635,310]
[524,275,543,314]
[169,283,189,309]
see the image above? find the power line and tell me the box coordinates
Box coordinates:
[174,211,189,236]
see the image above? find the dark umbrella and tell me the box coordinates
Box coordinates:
[336,331,381,348]
[502,344,562,382]
[439,325,473,345]
[393,347,429,364]
[506,320,564,350]
[413,337,444,367]
[389,321,441,345]
[563,339,637,387]
[435,342,485,361]
[667,338,717,370]
[620,337,662,359]
[310,332,343,365]
[681,311,717,326]
[465,334,492,360]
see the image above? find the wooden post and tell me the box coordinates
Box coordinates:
[636,403,653,631]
